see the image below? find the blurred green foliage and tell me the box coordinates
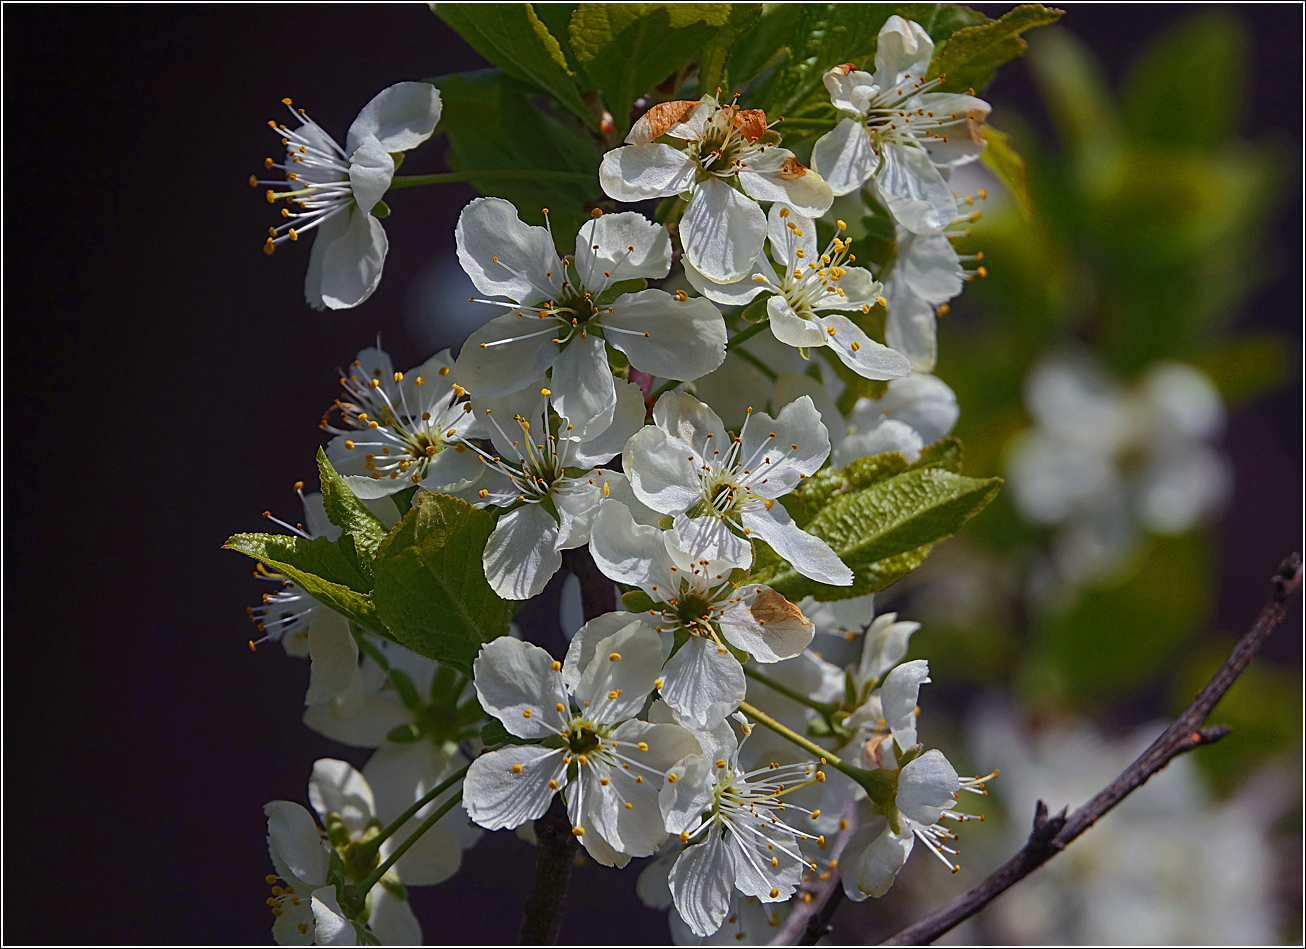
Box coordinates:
[927,12,1294,790]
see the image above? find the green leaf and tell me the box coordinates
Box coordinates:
[928,4,1064,94]
[724,2,804,90]
[980,125,1033,221]
[908,436,964,473]
[224,533,385,633]
[1023,25,1115,151]
[317,449,388,578]
[751,4,903,118]
[371,493,517,675]
[433,70,603,242]
[1121,10,1246,149]
[568,3,732,138]
[481,718,536,747]
[622,589,657,612]
[432,3,594,125]
[927,4,990,43]
[699,3,762,95]
[755,467,1002,601]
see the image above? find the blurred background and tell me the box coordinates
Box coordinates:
[4,3,1300,944]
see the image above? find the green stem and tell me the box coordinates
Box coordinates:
[743,666,838,717]
[727,319,770,351]
[732,347,778,380]
[360,764,470,855]
[739,701,845,770]
[389,170,596,190]
[355,789,464,894]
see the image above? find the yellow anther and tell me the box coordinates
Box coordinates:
[625,801,633,809]
[827,326,837,336]
[608,652,621,662]
[654,678,663,689]
[548,779,559,789]
[573,826,585,837]
[600,777,610,786]
[263,238,275,255]
[816,771,826,782]
[769,888,779,899]
[667,772,677,783]
[877,295,888,307]
[607,689,622,700]
[715,758,727,768]
[511,764,523,774]
[551,660,562,672]
[522,709,532,719]
[637,742,648,752]
[779,207,790,217]
[478,489,489,498]
[540,387,551,396]
[675,289,688,302]
[771,857,779,868]
[836,219,847,230]
[602,482,610,497]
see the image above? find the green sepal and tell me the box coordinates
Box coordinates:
[386,723,424,744]
[595,278,646,306]
[481,719,537,748]
[622,589,657,613]
[740,295,770,323]
[370,200,391,219]
[387,668,423,711]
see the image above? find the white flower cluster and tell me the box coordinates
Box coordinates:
[250,15,1002,945]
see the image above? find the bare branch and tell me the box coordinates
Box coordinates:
[880,552,1302,946]
[768,802,859,946]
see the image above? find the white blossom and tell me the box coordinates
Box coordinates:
[263,759,449,945]
[811,17,990,234]
[600,96,833,283]
[881,220,975,371]
[586,499,815,728]
[660,716,826,937]
[685,205,912,380]
[1007,357,1230,581]
[832,373,959,466]
[324,345,484,499]
[464,625,700,866]
[463,383,649,599]
[624,390,853,586]
[254,83,443,309]
[452,197,726,425]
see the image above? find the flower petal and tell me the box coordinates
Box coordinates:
[550,334,617,434]
[308,758,375,838]
[463,745,567,830]
[813,313,913,380]
[603,289,727,382]
[767,297,825,348]
[368,888,423,946]
[265,800,329,887]
[472,635,569,738]
[623,426,702,515]
[739,395,831,496]
[590,499,673,591]
[600,144,697,202]
[884,277,939,372]
[562,611,656,693]
[575,621,666,723]
[880,659,930,751]
[897,749,959,826]
[680,178,766,284]
[346,136,395,215]
[455,196,561,302]
[483,503,563,600]
[741,505,852,586]
[305,610,360,706]
[668,827,734,937]
[873,16,934,89]
[737,149,834,217]
[346,81,443,154]
[311,888,357,946]
[316,207,388,310]
[846,818,913,900]
[569,380,645,467]
[575,211,672,282]
[812,117,880,196]
[719,587,814,662]
[660,635,746,729]
[875,143,956,235]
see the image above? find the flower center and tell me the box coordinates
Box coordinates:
[566,721,603,756]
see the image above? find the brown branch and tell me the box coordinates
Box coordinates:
[517,548,614,944]
[768,801,859,945]
[880,552,1302,946]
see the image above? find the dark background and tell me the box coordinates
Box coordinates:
[4,4,1300,944]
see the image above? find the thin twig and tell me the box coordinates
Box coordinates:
[768,802,859,945]
[517,547,614,944]
[880,552,1302,946]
